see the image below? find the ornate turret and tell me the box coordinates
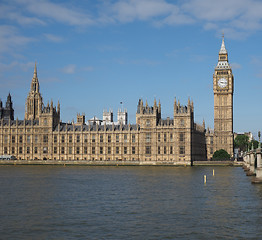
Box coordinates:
[0,93,14,120]
[136,98,161,126]
[25,63,43,120]
[6,93,12,109]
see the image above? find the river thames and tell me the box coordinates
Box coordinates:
[1,165,262,239]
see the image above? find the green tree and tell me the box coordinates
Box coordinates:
[213,149,230,160]
[249,139,259,150]
[234,135,249,151]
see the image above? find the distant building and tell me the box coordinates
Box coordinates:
[103,110,113,124]
[117,109,128,125]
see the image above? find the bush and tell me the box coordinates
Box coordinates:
[213,149,230,160]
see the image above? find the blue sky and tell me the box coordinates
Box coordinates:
[0,0,262,137]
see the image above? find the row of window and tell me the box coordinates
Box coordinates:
[3,146,186,155]
[2,133,186,144]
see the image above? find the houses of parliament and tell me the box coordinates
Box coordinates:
[0,38,234,164]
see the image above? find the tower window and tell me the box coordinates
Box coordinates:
[43,147,48,154]
[179,146,185,155]
[77,135,80,143]
[146,133,151,143]
[145,146,151,155]
[76,147,80,154]
[84,147,87,154]
[179,133,184,142]
[132,147,135,154]
[43,135,48,143]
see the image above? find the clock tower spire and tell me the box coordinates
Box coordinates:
[213,36,234,157]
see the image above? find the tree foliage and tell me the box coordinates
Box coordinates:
[249,139,259,150]
[213,149,230,160]
[234,135,249,151]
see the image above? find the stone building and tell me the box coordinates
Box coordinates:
[0,38,234,163]
[0,64,206,164]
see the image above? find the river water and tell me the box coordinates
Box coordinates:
[0,165,262,239]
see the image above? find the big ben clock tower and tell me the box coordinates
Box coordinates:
[213,36,234,157]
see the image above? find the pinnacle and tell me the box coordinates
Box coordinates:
[219,36,227,54]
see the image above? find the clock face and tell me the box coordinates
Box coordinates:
[218,77,228,88]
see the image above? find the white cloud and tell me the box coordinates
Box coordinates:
[106,0,193,25]
[18,0,94,26]
[0,26,35,53]
[83,66,94,72]
[0,61,34,73]
[44,34,63,43]
[62,64,76,74]
[230,63,241,70]
[1,0,262,43]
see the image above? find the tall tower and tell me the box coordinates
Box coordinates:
[25,63,43,120]
[213,36,234,157]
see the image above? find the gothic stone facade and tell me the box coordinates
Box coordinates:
[0,65,207,164]
[0,38,234,162]
[205,37,234,159]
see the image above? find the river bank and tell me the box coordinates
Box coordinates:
[0,159,243,166]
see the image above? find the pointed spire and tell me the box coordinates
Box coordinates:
[219,34,227,54]
[188,97,190,107]
[202,119,205,128]
[34,61,37,79]
[145,100,148,108]
[57,100,60,112]
[154,98,157,107]
[7,92,11,102]
[31,62,39,93]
